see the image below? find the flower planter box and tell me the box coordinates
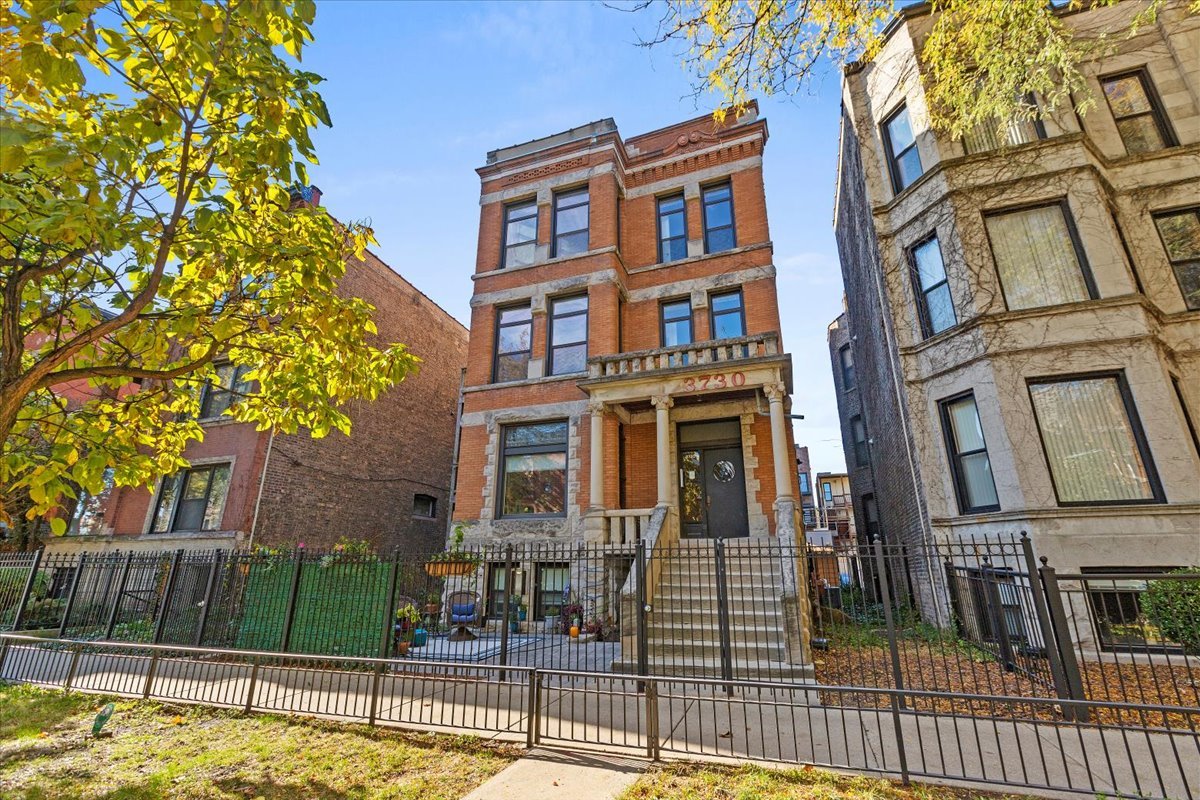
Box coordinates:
[424,560,476,578]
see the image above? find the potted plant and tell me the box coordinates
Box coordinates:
[423,590,442,616]
[424,524,482,578]
[394,603,421,656]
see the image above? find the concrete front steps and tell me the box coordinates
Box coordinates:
[612,538,814,683]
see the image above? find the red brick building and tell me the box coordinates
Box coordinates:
[453,105,802,548]
[50,191,468,555]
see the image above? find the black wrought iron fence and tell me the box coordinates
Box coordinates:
[1,633,1196,800]
[2,535,1196,727]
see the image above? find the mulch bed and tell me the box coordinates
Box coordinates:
[813,636,1199,728]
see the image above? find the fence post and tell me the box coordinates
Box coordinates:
[10,547,43,632]
[279,550,305,652]
[980,558,1016,671]
[1019,533,1073,712]
[526,669,541,748]
[195,550,223,646]
[244,656,259,714]
[872,539,910,785]
[644,680,660,760]
[1038,557,1088,723]
[57,553,87,638]
[142,650,160,699]
[152,549,184,645]
[62,642,82,692]
[498,544,512,682]
[713,538,734,696]
[378,552,401,660]
[105,552,135,640]
[635,538,648,690]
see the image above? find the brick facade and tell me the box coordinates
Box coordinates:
[454,107,801,545]
[52,200,468,555]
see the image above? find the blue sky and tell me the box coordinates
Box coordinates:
[304,0,849,474]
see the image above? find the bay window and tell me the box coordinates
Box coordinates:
[984,201,1096,311]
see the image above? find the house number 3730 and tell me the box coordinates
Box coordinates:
[680,372,746,392]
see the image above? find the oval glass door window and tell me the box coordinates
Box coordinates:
[712,460,736,483]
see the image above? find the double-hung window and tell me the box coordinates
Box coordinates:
[660,299,693,347]
[851,415,870,468]
[499,421,568,517]
[940,393,1000,514]
[535,563,569,619]
[963,94,1045,154]
[822,482,833,503]
[984,201,1096,311]
[1101,69,1177,155]
[503,200,537,268]
[702,183,735,254]
[909,235,957,337]
[882,104,923,193]
[1152,208,1200,311]
[200,363,253,419]
[838,344,855,390]
[658,194,688,263]
[151,463,232,533]
[1028,372,1163,505]
[547,294,588,376]
[799,472,810,495]
[553,188,589,258]
[493,304,532,383]
[709,289,745,339]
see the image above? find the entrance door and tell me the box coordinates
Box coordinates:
[678,420,750,539]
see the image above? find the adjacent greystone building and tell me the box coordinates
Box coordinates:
[830,0,1200,577]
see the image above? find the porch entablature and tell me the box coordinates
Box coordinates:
[579,332,792,406]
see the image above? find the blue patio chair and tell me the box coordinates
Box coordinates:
[446,591,480,641]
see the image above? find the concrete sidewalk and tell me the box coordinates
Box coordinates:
[461,748,645,800]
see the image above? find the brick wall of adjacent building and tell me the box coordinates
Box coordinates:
[69,234,468,556]
[830,109,929,550]
[253,249,468,553]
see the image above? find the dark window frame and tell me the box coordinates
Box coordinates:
[1099,68,1178,155]
[659,297,694,348]
[551,186,589,259]
[413,493,436,519]
[708,288,746,340]
[880,103,923,195]
[485,562,508,619]
[799,472,810,495]
[962,92,1047,155]
[983,198,1099,311]
[838,344,855,391]
[150,462,231,534]
[1171,374,1200,460]
[497,420,569,519]
[1081,566,1185,654]
[535,562,570,619]
[701,181,736,255]
[500,198,538,270]
[907,233,958,339]
[1151,206,1200,311]
[822,482,833,503]
[938,391,1001,515]
[657,193,688,264]
[1026,370,1165,507]
[492,303,533,384]
[199,362,253,420]
[851,415,870,468]
[547,293,589,376]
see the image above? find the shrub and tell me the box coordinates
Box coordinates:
[1141,568,1200,654]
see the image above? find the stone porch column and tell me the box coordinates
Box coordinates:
[588,399,605,511]
[651,394,674,506]
[764,382,794,503]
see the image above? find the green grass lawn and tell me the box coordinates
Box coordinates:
[622,763,1021,800]
[0,684,519,799]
